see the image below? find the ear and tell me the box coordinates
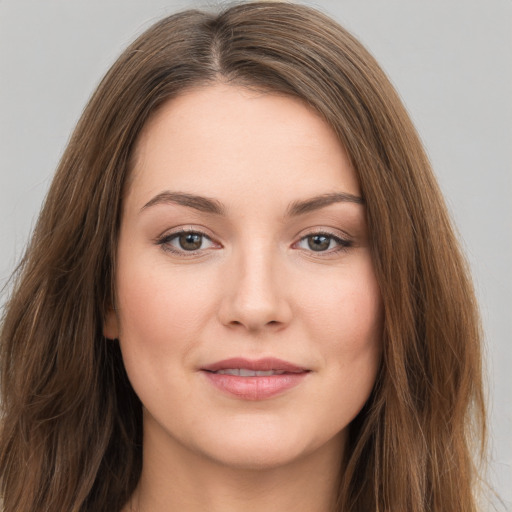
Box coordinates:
[103,308,120,340]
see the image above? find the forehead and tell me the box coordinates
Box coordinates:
[127,83,360,211]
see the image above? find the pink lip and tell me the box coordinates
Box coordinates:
[200,357,310,401]
[201,357,308,373]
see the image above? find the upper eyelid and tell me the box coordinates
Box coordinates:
[301,232,350,242]
[157,226,216,242]
[157,227,350,240]
[294,232,352,249]
[294,226,353,242]
[159,230,217,246]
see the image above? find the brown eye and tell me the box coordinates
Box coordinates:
[157,230,216,254]
[178,232,203,251]
[307,234,331,251]
[295,232,352,255]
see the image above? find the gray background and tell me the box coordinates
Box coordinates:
[1,0,510,507]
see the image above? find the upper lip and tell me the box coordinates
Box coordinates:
[201,357,309,373]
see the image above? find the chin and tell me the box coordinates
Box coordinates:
[193,422,341,471]
[204,443,309,471]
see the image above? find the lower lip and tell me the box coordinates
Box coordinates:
[202,371,309,400]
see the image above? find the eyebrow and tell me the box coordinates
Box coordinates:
[286,192,364,216]
[141,191,226,215]
[140,190,364,216]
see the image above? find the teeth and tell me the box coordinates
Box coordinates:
[214,368,287,376]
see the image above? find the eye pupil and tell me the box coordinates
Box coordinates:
[179,233,203,250]
[308,235,330,251]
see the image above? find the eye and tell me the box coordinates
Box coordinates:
[176,232,206,251]
[295,232,352,253]
[157,230,217,254]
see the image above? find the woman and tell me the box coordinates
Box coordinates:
[0,2,486,511]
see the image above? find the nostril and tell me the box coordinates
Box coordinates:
[227,319,281,330]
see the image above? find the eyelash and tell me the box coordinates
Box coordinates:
[156,229,218,257]
[294,231,353,255]
[156,229,353,257]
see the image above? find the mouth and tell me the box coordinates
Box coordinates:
[200,357,310,400]
[201,357,309,374]
[206,368,290,376]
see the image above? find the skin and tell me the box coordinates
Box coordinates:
[105,83,383,512]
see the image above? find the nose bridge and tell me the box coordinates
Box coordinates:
[219,237,291,330]
[238,238,277,302]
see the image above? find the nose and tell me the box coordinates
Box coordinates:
[217,244,292,332]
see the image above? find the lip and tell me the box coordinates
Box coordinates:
[200,357,310,401]
[201,357,308,373]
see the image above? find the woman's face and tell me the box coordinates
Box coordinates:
[105,84,382,470]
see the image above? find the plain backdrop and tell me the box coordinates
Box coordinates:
[1,0,511,508]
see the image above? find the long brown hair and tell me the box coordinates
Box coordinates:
[0,2,486,511]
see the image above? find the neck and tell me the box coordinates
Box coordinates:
[126,416,345,512]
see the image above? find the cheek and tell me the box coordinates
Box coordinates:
[300,257,382,347]
[299,256,383,392]
[115,254,217,370]
[335,273,382,370]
